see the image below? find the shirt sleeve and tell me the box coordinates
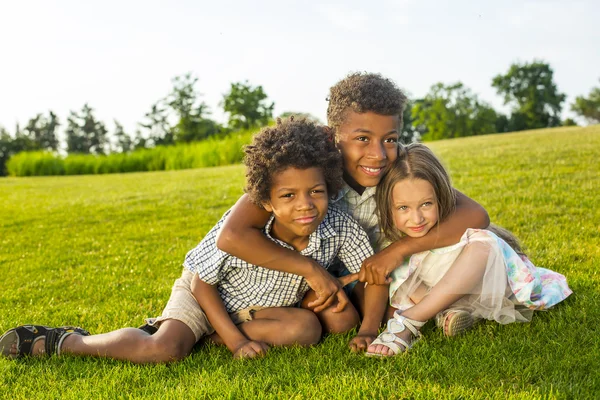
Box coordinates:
[335,213,374,274]
[182,210,231,285]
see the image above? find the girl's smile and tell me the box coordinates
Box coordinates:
[391,178,439,238]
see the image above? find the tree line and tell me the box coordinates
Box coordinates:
[402,61,599,142]
[0,74,275,175]
[1,60,599,176]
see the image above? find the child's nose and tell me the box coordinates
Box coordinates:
[367,141,387,160]
[410,210,424,224]
[297,194,314,209]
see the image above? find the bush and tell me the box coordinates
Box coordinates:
[6,128,256,177]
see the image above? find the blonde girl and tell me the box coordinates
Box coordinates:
[367,144,572,357]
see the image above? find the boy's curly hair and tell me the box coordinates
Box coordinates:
[327,72,408,132]
[244,117,343,206]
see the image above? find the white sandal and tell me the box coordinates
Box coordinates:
[366,311,426,357]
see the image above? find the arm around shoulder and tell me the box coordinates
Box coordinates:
[358,190,489,285]
[216,194,307,273]
[216,194,346,312]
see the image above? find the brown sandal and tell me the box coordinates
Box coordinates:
[0,325,90,359]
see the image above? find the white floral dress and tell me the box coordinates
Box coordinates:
[389,229,572,324]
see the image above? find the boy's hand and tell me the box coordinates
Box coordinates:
[232,340,270,359]
[305,261,349,313]
[358,245,404,285]
[348,334,377,352]
[337,273,358,288]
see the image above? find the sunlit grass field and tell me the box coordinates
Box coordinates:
[1,125,599,399]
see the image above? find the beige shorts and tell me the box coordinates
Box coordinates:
[146,269,266,342]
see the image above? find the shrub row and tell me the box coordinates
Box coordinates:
[6,130,254,177]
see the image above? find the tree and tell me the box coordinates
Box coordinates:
[23,111,60,151]
[0,126,18,176]
[65,104,108,154]
[132,129,150,150]
[138,101,173,146]
[399,99,426,144]
[112,120,134,153]
[411,82,497,141]
[166,73,221,142]
[571,81,600,124]
[0,124,37,176]
[222,81,274,130]
[492,60,566,130]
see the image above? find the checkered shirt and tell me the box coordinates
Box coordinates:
[183,206,373,313]
[331,183,387,251]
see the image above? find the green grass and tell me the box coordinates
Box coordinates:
[1,125,599,399]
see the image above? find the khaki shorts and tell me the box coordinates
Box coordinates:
[146,269,266,342]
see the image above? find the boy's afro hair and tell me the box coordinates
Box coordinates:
[327,72,408,131]
[244,117,343,206]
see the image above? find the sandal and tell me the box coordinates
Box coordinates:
[366,311,426,357]
[435,309,477,336]
[0,325,90,359]
[138,323,158,335]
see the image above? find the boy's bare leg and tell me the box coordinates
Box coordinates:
[210,307,322,347]
[240,307,322,346]
[370,242,490,355]
[24,319,197,364]
[301,290,360,334]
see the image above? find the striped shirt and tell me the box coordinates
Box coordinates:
[184,206,373,313]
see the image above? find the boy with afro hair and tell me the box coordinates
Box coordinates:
[216,72,490,353]
[1,117,385,361]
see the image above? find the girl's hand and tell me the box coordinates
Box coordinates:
[348,334,377,352]
[232,340,270,359]
[358,246,404,285]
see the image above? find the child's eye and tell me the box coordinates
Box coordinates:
[384,137,398,144]
[422,202,433,208]
[311,189,325,195]
[397,205,408,211]
[280,193,294,198]
[356,136,369,142]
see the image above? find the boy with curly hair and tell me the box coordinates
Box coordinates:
[1,118,384,361]
[217,72,490,352]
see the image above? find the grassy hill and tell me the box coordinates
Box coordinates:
[0,125,599,399]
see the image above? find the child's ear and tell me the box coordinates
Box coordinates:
[324,126,338,144]
[262,202,273,212]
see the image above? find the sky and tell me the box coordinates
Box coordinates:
[1,0,599,136]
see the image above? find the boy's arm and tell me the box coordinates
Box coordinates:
[359,190,490,285]
[190,273,269,359]
[216,194,349,312]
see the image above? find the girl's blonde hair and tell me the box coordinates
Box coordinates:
[376,143,456,243]
[376,143,526,255]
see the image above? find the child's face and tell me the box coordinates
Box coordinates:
[336,111,400,194]
[263,167,329,248]
[391,178,439,238]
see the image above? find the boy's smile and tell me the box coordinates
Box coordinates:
[336,111,400,194]
[392,178,439,238]
[263,167,329,251]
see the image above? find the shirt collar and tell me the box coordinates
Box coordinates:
[264,209,337,254]
[331,182,377,203]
